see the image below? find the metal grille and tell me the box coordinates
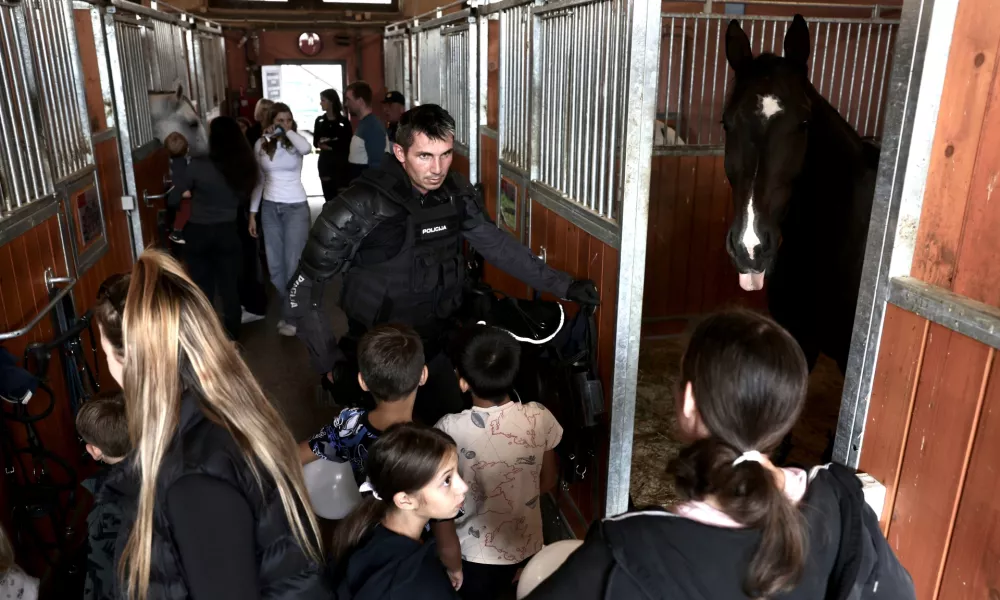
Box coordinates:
[442,27,470,147]
[150,20,189,92]
[196,33,226,117]
[0,2,54,220]
[22,0,93,184]
[416,27,442,106]
[499,4,531,171]
[384,35,408,100]
[113,19,155,149]
[535,0,628,222]
[657,13,898,151]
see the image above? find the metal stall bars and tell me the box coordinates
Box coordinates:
[0,0,56,228]
[655,3,899,156]
[410,7,480,182]
[192,22,227,120]
[384,26,412,109]
[528,0,633,250]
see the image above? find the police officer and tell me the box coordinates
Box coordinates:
[287,104,600,426]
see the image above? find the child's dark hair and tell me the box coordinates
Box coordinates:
[331,423,457,561]
[94,273,130,356]
[668,309,808,598]
[357,324,425,401]
[455,325,520,403]
[76,391,130,458]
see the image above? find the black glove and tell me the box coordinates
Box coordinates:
[565,279,600,306]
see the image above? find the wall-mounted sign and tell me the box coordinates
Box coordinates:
[262,65,282,100]
[298,32,323,57]
[74,185,102,250]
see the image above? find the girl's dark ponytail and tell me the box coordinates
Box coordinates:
[331,496,388,562]
[672,309,811,598]
[670,439,807,597]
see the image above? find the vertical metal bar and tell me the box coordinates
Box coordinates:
[664,16,674,142]
[708,18,721,145]
[810,19,820,81]
[606,0,661,517]
[830,22,842,104]
[607,0,623,217]
[836,23,852,111]
[557,15,566,192]
[747,19,756,55]
[14,4,50,201]
[588,1,606,207]
[818,21,831,96]
[499,11,507,160]
[0,8,26,208]
[846,22,862,125]
[696,17,709,147]
[676,17,686,152]
[687,14,698,145]
[864,24,884,136]
[853,23,873,130]
[597,4,613,212]
[769,19,777,54]
[873,27,894,135]
[2,9,34,202]
[529,3,542,184]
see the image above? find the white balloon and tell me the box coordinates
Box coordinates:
[516,540,584,599]
[303,459,362,520]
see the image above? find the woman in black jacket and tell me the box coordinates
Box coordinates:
[93,252,329,600]
[332,423,469,600]
[169,116,258,339]
[313,88,352,202]
[527,309,915,600]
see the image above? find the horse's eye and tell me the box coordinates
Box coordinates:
[188,120,200,128]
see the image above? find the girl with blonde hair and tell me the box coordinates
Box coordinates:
[0,523,38,600]
[93,250,328,599]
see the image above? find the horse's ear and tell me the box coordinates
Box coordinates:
[784,14,811,67]
[726,20,753,72]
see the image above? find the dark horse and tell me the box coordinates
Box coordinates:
[722,15,879,374]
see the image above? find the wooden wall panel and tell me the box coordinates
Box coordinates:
[643,155,765,325]
[479,134,530,298]
[937,354,1000,599]
[487,20,499,131]
[73,9,106,133]
[858,304,928,532]
[887,325,992,598]
[133,150,170,250]
[452,151,470,181]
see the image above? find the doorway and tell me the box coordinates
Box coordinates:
[261,62,346,209]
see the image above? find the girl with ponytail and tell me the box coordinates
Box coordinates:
[93,250,329,600]
[526,309,915,600]
[333,423,469,600]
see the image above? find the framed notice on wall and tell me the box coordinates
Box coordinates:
[499,177,519,238]
[62,171,108,275]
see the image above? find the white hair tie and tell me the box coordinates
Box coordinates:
[359,479,382,501]
[732,450,765,467]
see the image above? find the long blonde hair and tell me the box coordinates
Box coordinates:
[116,250,321,600]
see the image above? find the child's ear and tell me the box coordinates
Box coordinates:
[357,372,370,393]
[458,377,470,394]
[393,490,418,512]
[85,443,104,462]
[419,365,429,387]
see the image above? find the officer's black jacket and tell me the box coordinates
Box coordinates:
[297,154,573,298]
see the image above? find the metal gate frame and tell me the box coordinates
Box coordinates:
[834,0,962,468]
[100,0,226,258]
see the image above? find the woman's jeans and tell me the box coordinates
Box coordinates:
[260,200,311,320]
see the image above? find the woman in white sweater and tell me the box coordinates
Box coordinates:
[249,102,313,336]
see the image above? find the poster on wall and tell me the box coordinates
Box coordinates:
[263,65,282,100]
[75,185,102,250]
[500,177,518,237]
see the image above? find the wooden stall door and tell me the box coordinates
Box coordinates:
[134,150,170,250]
[857,0,1000,596]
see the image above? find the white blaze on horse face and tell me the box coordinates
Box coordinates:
[740,196,761,260]
[758,94,783,121]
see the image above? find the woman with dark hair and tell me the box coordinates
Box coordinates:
[314,88,352,202]
[169,116,258,339]
[526,310,915,600]
[333,423,468,600]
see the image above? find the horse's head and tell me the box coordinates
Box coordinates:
[723,15,813,291]
[149,86,208,156]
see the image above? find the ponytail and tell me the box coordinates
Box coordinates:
[331,496,388,561]
[670,438,807,597]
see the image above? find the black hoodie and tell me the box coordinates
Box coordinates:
[525,463,915,600]
[334,525,460,600]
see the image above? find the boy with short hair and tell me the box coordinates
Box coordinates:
[434,325,563,599]
[165,131,191,245]
[298,323,428,485]
[77,392,134,600]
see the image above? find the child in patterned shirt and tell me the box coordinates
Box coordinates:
[434,325,563,599]
[298,324,427,485]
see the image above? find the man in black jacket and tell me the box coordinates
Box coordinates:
[287,104,599,425]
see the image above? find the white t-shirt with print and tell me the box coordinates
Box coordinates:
[435,401,563,565]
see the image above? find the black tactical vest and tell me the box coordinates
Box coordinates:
[340,181,469,334]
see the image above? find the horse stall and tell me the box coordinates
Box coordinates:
[385,0,660,526]
[0,0,226,584]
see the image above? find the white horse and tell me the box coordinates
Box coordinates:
[149,86,209,156]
